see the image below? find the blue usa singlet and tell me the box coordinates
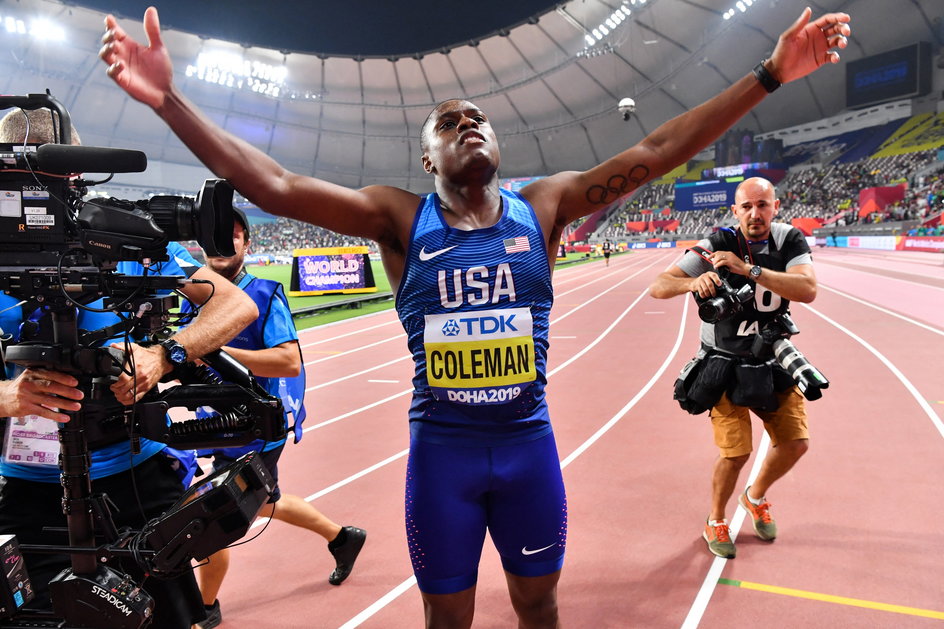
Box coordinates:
[397,188,553,447]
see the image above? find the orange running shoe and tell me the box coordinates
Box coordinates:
[703,519,736,558]
[739,487,777,541]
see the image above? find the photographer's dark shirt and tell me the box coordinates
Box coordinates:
[677,224,812,357]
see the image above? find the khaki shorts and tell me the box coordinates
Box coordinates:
[710,387,809,458]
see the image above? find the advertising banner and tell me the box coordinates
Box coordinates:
[899,236,944,252]
[290,246,376,296]
[674,179,740,211]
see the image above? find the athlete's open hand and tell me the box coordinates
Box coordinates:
[99,6,172,110]
[768,8,851,84]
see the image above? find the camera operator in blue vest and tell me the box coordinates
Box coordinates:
[0,107,259,629]
[181,209,366,629]
[649,177,817,560]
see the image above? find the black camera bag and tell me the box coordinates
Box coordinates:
[673,355,708,414]
[728,360,779,411]
[675,352,735,414]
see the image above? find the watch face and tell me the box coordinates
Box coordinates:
[750,266,761,278]
[169,346,187,363]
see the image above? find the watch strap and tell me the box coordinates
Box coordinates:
[752,59,781,93]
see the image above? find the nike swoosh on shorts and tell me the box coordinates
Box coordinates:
[521,542,557,556]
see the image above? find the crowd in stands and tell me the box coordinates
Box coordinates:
[248,216,373,257]
[594,148,942,242]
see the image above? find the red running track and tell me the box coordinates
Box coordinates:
[210,247,944,628]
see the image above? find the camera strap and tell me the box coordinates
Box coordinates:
[735,229,756,266]
[686,245,713,265]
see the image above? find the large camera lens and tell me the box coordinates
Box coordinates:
[144,180,236,257]
[771,338,829,400]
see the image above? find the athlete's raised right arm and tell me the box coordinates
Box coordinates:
[99,7,417,245]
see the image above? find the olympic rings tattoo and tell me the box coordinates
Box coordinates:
[585,164,650,205]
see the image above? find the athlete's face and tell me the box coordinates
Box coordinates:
[421,99,500,180]
[732,178,780,241]
[206,221,249,281]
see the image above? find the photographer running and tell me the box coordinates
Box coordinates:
[649,177,817,559]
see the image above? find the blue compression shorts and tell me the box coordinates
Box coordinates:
[405,431,567,594]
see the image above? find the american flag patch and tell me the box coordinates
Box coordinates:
[503,236,530,254]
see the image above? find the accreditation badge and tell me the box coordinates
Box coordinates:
[424,307,536,405]
[2,414,60,467]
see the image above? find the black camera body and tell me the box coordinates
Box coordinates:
[694,267,755,323]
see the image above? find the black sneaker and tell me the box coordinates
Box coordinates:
[328,526,366,585]
[196,599,222,629]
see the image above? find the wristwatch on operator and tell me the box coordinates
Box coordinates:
[159,338,189,367]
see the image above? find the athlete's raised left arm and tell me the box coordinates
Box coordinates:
[525,9,850,227]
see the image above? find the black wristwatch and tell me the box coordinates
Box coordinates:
[159,338,189,366]
[749,265,763,279]
[753,59,781,93]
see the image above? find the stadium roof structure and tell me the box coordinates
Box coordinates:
[1,0,941,196]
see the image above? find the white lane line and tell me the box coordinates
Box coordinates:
[560,297,688,467]
[548,284,655,378]
[299,310,399,342]
[681,436,770,629]
[305,355,411,391]
[301,389,413,434]
[800,302,944,439]
[304,333,406,366]
[819,284,944,337]
[817,261,944,293]
[550,254,666,326]
[339,577,418,629]
[251,449,409,531]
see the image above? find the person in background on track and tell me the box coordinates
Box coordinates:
[182,209,367,629]
[602,239,614,266]
[101,8,850,627]
[649,177,817,559]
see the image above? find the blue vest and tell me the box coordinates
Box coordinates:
[183,274,307,452]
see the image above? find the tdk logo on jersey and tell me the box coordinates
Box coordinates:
[460,314,517,336]
[440,314,519,337]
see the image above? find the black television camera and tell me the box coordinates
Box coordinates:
[751,313,830,401]
[0,93,285,629]
[0,94,234,270]
[693,267,755,324]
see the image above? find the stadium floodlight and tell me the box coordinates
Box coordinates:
[5,16,24,34]
[186,49,287,99]
[29,18,65,42]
